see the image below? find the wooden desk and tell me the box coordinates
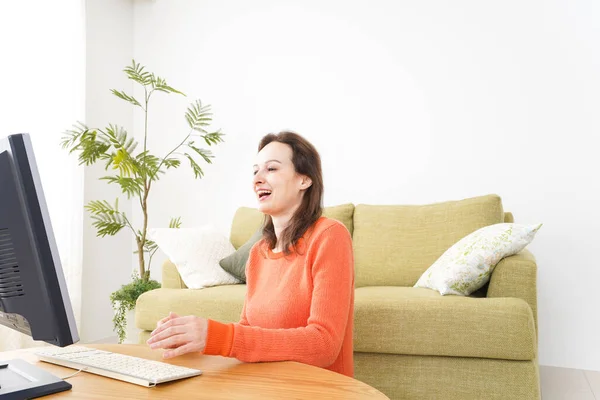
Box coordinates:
[0,344,389,399]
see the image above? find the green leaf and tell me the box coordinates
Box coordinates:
[203,130,225,146]
[85,199,127,237]
[90,216,126,237]
[187,144,213,164]
[137,151,165,180]
[136,151,161,169]
[185,100,213,133]
[163,158,181,169]
[100,175,144,198]
[110,274,160,343]
[164,85,185,95]
[184,153,204,178]
[150,74,186,96]
[137,238,158,254]
[169,217,182,229]
[104,125,139,176]
[124,59,153,86]
[110,89,142,107]
[85,199,117,214]
[76,130,111,166]
[60,121,89,150]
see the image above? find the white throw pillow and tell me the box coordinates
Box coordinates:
[414,223,542,296]
[147,227,241,289]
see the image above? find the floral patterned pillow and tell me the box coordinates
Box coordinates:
[414,223,542,296]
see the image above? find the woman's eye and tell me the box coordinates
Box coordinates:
[268,167,276,172]
[253,170,258,175]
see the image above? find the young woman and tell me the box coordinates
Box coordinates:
[147,132,355,377]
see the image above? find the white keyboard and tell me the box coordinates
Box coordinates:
[34,346,202,387]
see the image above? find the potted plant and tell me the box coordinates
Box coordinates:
[61,60,224,343]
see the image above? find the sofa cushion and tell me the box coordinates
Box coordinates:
[219,228,263,282]
[137,285,535,361]
[229,203,355,248]
[135,286,246,331]
[353,194,504,287]
[353,286,536,361]
[414,223,542,296]
[148,227,241,289]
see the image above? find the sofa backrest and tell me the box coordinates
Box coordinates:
[229,203,355,249]
[353,194,505,287]
[229,195,509,288]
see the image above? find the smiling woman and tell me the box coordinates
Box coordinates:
[148,131,356,378]
[253,133,324,255]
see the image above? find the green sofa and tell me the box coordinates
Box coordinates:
[136,194,540,399]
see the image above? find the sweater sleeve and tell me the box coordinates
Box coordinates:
[203,223,354,368]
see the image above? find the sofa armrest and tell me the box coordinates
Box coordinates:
[161,260,187,289]
[487,249,538,335]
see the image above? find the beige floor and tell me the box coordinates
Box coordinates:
[541,365,600,400]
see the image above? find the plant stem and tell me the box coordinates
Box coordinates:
[138,129,192,281]
[140,185,150,281]
[154,130,192,175]
[144,87,149,161]
[137,88,150,282]
[136,235,145,282]
[144,130,191,212]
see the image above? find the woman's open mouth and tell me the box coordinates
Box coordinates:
[257,189,272,202]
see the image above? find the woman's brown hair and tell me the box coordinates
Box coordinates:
[258,131,323,255]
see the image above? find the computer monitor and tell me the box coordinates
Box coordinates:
[0,133,79,399]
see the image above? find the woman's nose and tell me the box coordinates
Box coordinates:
[253,171,264,184]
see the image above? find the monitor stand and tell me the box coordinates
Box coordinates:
[0,359,71,399]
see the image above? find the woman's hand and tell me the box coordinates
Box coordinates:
[146,313,208,359]
[156,311,179,331]
[152,312,179,349]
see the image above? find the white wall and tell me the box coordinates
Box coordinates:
[82,0,135,342]
[0,1,85,346]
[131,0,600,370]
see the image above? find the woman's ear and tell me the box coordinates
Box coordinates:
[300,176,312,190]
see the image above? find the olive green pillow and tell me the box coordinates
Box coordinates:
[219,228,263,283]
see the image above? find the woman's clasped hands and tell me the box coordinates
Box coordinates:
[146,312,208,359]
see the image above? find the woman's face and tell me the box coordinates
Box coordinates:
[253,142,311,216]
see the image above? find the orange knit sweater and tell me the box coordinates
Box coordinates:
[203,217,355,377]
